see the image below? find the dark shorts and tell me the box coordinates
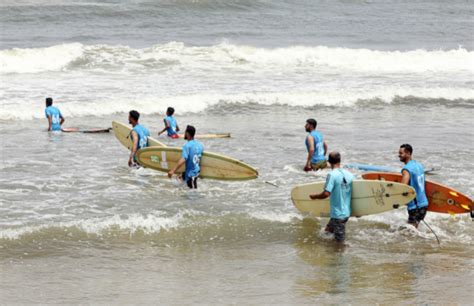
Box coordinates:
[408,207,427,225]
[325,218,349,242]
[181,174,198,189]
[311,160,327,171]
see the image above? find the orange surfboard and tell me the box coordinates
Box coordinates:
[362,172,473,214]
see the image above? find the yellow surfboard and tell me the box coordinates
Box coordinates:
[112,121,165,149]
[291,180,416,217]
[136,147,258,180]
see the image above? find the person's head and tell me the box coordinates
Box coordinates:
[305,118,317,132]
[327,151,341,168]
[184,125,196,140]
[399,144,413,163]
[45,97,53,107]
[129,110,140,125]
[166,107,175,116]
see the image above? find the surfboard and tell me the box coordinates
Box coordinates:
[291,180,416,217]
[112,121,165,149]
[344,163,398,172]
[174,133,231,139]
[136,146,258,180]
[362,172,473,215]
[61,127,111,133]
[345,163,439,175]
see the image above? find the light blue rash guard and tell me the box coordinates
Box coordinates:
[132,124,150,151]
[402,160,428,211]
[44,106,63,131]
[306,130,325,163]
[324,168,354,219]
[182,139,203,180]
[164,116,178,136]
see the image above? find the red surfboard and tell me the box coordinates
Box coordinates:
[362,172,472,215]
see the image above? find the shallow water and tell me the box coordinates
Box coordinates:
[1,105,473,303]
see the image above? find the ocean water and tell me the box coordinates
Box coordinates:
[1,0,473,304]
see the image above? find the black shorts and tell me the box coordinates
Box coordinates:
[181,174,198,189]
[408,207,427,225]
[325,218,349,242]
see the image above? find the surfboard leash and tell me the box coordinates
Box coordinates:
[421,220,440,245]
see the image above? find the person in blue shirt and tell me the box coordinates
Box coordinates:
[309,152,354,242]
[128,110,150,167]
[158,107,180,138]
[44,97,64,131]
[304,118,328,172]
[398,144,429,228]
[168,125,203,189]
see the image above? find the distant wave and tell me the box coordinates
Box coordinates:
[1,42,473,74]
[1,93,473,120]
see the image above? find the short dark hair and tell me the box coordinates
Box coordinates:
[400,144,413,154]
[167,107,175,116]
[129,110,140,121]
[185,125,196,138]
[306,118,317,128]
[328,151,341,164]
[46,97,53,106]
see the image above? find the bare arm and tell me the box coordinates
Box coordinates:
[168,158,185,178]
[47,116,52,131]
[128,131,139,167]
[401,169,410,185]
[158,119,170,135]
[323,140,328,156]
[310,190,331,200]
[305,135,314,171]
[60,116,65,126]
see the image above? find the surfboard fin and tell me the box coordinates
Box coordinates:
[448,211,456,220]
[460,204,470,211]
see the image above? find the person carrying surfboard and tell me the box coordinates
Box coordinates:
[167,125,203,189]
[304,118,328,171]
[398,144,429,228]
[158,107,180,138]
[44,97,65,131]
[128,110,150,167]
[309,152,354,242]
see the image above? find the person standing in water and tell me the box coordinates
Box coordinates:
[168,125,203,189]
[309,152,354,242]
[304,118,328,171]
[398,144,429,228]
[128,110,150,167]
[158,107,180,138]
[44,97,64,131]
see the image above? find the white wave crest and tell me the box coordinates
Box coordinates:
[0,212,184,240]
[1,42,473,74]
[0,43,84,74]
[1,88,473,121]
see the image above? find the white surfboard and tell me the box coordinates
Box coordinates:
[112,121,165,149]
[291,180,416,217]
[136,146,258,180]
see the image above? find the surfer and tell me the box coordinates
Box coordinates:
[398,144,428,228]
[304,119,328,171]
[158,107,180,138]
[309,152,354,242]
[168,125,203,189]
[44,97,64,131]
[128,110,150,167]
